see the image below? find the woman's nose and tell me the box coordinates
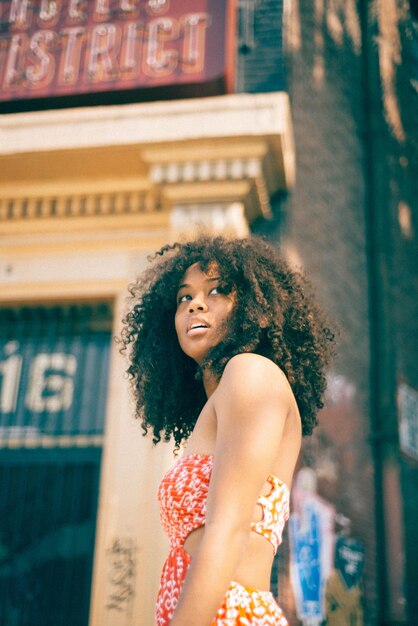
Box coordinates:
[188,297,208,313]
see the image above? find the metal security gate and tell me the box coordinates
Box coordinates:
[0,304,112,626]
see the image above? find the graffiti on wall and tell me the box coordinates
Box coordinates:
[106,537,137,615]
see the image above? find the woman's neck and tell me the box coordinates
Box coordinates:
[202,369,219,398]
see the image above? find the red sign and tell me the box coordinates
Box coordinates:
[0,0,236,104]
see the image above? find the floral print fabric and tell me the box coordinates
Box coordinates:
[156,453,290,625]
[214,581,289,625]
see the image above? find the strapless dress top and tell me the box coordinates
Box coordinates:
[158,453,290,553]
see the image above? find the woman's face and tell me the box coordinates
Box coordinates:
[174,263,236,364]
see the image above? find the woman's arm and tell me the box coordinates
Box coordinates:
[169,353,294,626]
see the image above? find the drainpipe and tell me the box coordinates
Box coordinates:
[360,2,407,624]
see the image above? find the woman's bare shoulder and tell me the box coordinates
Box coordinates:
[222,353,289,384]
[216,353,293,405]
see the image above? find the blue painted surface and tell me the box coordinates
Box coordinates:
[0,304,112,626]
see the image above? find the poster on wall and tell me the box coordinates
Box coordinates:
[289,467,335,625]
[0,0,236,109]
[325,536,365,625]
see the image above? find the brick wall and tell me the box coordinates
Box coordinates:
[285,21,377,625]
[258,2,418,624]
[258,2,378,623]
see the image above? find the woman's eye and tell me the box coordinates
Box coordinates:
[177,285,222,304]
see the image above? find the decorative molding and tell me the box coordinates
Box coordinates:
[0,188,152,222]
[148,156,263,185]
[142,139,279,224]
[0,191,150,220]
[170,202,249,238]
[0,177,165,236]
[0,93,294,235]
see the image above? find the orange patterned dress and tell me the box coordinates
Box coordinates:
[156,453,290,625]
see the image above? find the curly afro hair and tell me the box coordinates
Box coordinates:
[120,235,335,448]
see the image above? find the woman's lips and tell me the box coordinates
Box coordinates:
[187,325,209,337]
[186,317,210,335]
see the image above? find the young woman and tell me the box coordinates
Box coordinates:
[121,235,334,626]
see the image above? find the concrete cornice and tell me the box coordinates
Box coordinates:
[0,92,293,157]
